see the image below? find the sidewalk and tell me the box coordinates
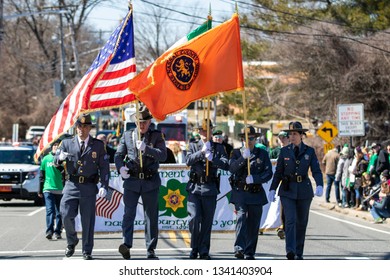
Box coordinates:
[312,195,390,227]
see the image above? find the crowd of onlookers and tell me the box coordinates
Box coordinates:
[322,142,390,223]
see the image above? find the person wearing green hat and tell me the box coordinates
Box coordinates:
[270,131,289,160]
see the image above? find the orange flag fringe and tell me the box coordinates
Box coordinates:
[128,14,244,121]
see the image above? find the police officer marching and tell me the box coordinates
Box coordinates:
[186,119,229,260]
[55,113,110,260]
[229,126,273,260]
[268,121,323,260]
[115,105,167,260]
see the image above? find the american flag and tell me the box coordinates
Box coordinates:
[34,8,136,161]
[96,187,123,219]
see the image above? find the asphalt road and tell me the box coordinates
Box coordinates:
[0,195,389,261]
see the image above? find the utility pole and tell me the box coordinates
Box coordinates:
[0,0,3,59]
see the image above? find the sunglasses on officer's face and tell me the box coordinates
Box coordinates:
[248,136,256,141]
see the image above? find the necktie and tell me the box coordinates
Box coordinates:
[294,146,299,158]
[80,141,85,154]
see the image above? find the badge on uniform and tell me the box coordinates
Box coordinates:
[284,157,290,160]
[92,152,97,158]
[257,158,262,164]
[304,154,309,160]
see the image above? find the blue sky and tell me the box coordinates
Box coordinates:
[87,0,238,34]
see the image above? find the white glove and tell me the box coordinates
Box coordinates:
[119,166,130,179]
[242,148,250,159]
[246,175,254,185]
[136,140,146,151]
[98,188,107,198]
[205,151,213,161]
[315,185,323,197]
[59,151,71,161]
[201,141,211,153]
[268,190,276,203]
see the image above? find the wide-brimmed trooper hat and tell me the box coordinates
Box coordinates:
[284,121,308,133]
[76,114,94,126]
[130,106,153,122]
[238,125,261,138]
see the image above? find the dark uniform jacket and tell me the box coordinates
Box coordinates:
[186,139,229,196]
[114,127,167,193]
[229,147,273,205]
[270,143,323,200]
[56,136,110,197]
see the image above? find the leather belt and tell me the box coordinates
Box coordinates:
[129,170,156,180]
[289,174,307,183]
[69,175,97,184]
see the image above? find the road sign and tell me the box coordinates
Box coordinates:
[337,103,365,136]
[317,120,338,143]
[324,143,335,154]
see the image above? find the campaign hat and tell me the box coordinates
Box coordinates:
[130,106,153,122]
[284,121,308,133]
[238,125,261,138]
[76,114,93,126]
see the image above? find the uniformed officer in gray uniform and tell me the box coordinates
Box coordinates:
[268,121,323,260]
[229,126,273,260]
[115,106,167,260]
[186,119,229,260]
[56,114,110,260]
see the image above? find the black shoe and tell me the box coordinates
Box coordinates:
[118,244,131,260]
[295,255,303,260]
[83,253,93,260]
[286,252,295,260]
[200,254,211,260]
[234,251,244,259]
[189,250,198,259]
[46,231,53,240]
[147,250,158,259]
[245,255,255,260]
[65,240,79,258]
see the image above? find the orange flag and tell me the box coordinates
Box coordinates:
[128,14,244,121]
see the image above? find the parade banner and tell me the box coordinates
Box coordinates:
[75,163,281,232]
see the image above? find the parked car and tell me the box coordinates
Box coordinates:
[0,142,44,206]
[25,126,45,140]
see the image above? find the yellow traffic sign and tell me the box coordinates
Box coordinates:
[324,143,335,154]
[317,120,338,143]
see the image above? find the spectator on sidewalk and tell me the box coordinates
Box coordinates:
[335,146,350,207]
[352,146,368,210]
[369,179,390,223]
[322,147,340,203]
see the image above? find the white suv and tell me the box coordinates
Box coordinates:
[25,126,45,140]
[0,143,44,205]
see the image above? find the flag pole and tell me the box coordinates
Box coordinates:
[136,102,143,169]
[206,97,211,176]
[242,90,250,176]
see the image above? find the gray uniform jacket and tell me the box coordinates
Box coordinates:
[229,147,273,205]
[114,127,167,193]
[56,136,109,196]
[186,140,229,196]
[270,143,323,200]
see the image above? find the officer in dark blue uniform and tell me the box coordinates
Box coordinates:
[115,106,167,260]
[229,126,273,260]
[56,114,110,260]
[268,121,323,260]
[186,119,229,259]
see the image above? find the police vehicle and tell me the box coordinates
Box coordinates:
[0,142,44,205]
